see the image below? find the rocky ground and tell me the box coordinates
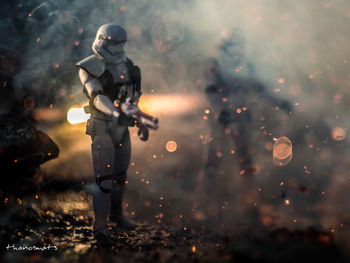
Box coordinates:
[0,183,347,263]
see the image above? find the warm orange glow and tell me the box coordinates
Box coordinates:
[192,246,196,253]
[138,94,203,116]
[33,108,64,122]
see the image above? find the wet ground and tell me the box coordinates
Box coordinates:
[0,185,348,263]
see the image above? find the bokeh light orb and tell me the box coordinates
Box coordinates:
[273,143,292,159]
[331,127,346,141]
[58,11,71,24]
[23,96,35,111]
[166,141,177,152]
[273,136,293,166]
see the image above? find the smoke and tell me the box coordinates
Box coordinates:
[3,0,350,239]
[8,0,349,107]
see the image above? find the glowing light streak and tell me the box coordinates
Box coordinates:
[138,94,202,116]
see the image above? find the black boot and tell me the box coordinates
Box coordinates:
[109,184,137,230]
[93,227,115,247]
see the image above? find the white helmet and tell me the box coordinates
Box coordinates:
[92,24,127,63]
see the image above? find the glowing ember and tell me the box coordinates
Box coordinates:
[235,66,243,72]
[166,141,177,152]
[192,246,196,253]
[331,127,346,141]
[273,136,293,166]
[67,107,90,124]
[277,78,285,84]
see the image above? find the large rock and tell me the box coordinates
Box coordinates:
[0,112,59,192]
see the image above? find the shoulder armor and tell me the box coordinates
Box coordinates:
[76,55,105,78]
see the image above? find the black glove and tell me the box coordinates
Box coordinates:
[138,125,149,141]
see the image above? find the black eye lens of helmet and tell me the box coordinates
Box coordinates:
[106,39,125,45]
[98,35,125,45]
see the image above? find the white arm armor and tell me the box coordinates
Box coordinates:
[94,95,119,118]
[78,68,119,118]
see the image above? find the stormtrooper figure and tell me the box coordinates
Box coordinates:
[203,28,292,195]
[76,24,147,242]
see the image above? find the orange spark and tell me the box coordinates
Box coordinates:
[277,78,285,84]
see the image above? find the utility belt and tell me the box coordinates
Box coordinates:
[84,101,136,127]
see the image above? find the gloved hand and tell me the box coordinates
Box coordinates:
[120,98,139,117]
[138,125,149,141]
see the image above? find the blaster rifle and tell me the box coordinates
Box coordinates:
[114,99,158,141]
